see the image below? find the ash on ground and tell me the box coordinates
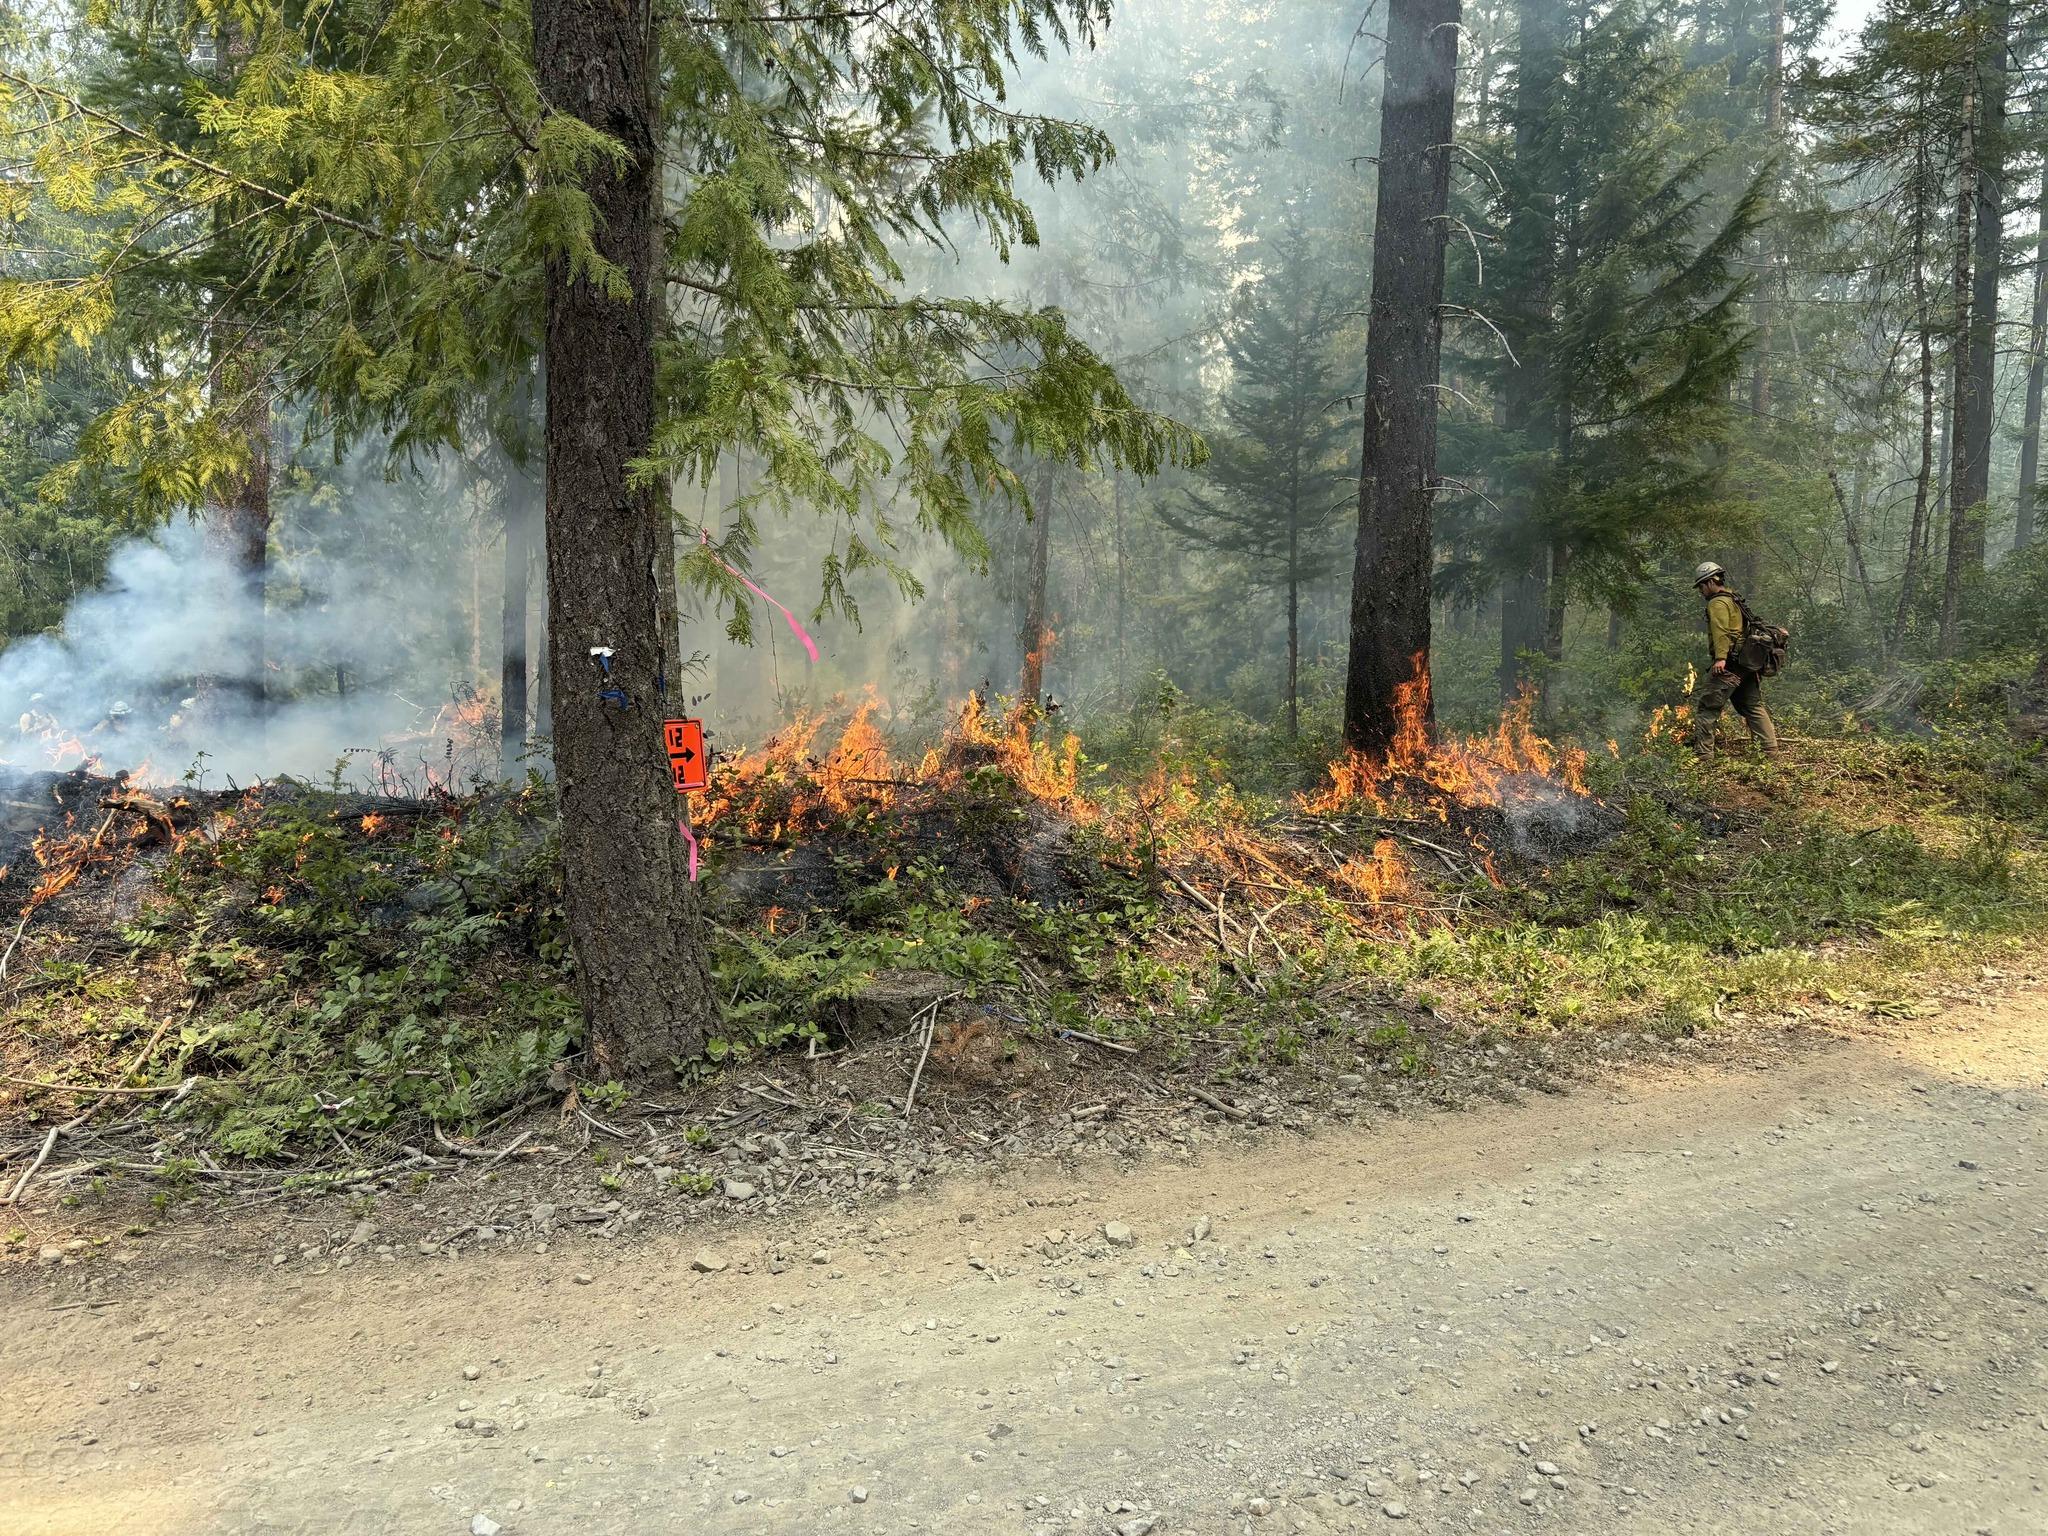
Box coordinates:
[1489,774,1625,861]
[710,802,1089,916]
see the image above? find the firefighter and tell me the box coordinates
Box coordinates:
[1689,562,1777,755]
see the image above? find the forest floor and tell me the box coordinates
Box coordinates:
[5,962,2046,1535]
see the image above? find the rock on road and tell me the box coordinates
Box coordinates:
[7,992,2047,1536]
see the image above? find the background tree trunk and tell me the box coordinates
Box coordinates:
[1829,467,1878,633]
[1496,0,1560,703]
[2017,175,2046,551]
[1955,0,2005,570]
[1893,134,1936,648]
[501,493,533,773]
[1343,0,1460,754]
[1541,537,1569,666]
[1285,513,1301,738]
[1112,469,1128,709]
[199,370,271,730]
[1940,75,1978,658]
[1732,0,1786,601]
[1018,460,1054,706]
[1498,567,1546,700]
[534,0,715,1079]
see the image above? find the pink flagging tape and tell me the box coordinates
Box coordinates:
[701,531,820,663]
[677,818,701,882]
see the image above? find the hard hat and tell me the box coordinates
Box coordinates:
[108,700,132,717]
[1691,561,1726,588]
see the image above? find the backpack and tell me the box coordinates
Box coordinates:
[1729,592,1790,678]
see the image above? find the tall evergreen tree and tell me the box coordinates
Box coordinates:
[1159,215,1350,735]
[1452,2,1762,684]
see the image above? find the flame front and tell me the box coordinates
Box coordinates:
[1302,653,1587,817]
[699,689,1089,841]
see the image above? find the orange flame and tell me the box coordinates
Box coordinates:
[699,689,1091,842]
[1335,836,1410,903]
[1302,653,1586,816]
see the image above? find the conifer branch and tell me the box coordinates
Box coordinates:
[0,71,507,283]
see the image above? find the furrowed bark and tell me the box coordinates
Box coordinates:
[534,0,716,1078]
[1344,0,1460,754]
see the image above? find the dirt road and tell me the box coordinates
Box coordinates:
[7,992,2047,1536]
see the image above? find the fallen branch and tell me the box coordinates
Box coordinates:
[4,1121,64,1204]
[1057,1027,1138,1056]
[1186,1084,1250,1122]
[1,1073,196,1097]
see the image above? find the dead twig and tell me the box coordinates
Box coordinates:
[0,904,35,980]
[576,1107,632,1140]
[5,1120,66,1204]
[122,1000,194,1082]
[484,1130,534,1165]
[901,994,949,1117]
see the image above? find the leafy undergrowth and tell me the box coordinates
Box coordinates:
[1,714,2043,1175]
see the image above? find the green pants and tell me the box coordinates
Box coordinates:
[1692,664,1777,753]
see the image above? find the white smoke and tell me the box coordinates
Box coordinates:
[1496,772,1621,859]
[0,509,503,791]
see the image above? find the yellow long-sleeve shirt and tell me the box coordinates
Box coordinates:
[1705,593,1743,664]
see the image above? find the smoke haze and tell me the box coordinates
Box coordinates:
[0,504,502,790]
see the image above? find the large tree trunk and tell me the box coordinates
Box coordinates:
[1940,74,1978,658]
[2017,177,2047,551]
[534,0,715,1078]
[1018,460,1054,706]
[501,492,533,773]
[1343,0,1460,753]
[1496,0,1560,703]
